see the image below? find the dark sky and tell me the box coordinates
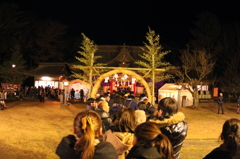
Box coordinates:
[6,0,240,46]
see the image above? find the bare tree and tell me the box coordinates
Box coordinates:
[176,47,215,108]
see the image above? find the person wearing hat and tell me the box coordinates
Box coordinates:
[138,97,156,119]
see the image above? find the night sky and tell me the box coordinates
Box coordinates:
[6,0,240,46]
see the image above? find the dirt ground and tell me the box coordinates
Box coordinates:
[0,98,239,159]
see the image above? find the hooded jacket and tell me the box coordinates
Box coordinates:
[149,112,188,159]
[56,135,118,159]
[103,129,134,159]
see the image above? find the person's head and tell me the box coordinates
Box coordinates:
[220,118,240,157]
[87,98,97,107]
[157,97,178,117]
[103,93,110,101]
[114,97,124,106]
[98,100,110,113]
[112,107,136,133]
[134,110,146,126]
[142,97,149,104]
[128,94,135,99]
[73,110,102,159]
[133,122,175,159]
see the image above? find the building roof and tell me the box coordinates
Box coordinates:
[31,63,71,80]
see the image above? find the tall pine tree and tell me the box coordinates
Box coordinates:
[71,33,105,96]
[135,28,172,103]
[0,43,28,83]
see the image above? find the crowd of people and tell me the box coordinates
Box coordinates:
[55,90,240,159]
[56,90,189,159]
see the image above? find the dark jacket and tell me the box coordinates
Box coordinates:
[95,109,112,133]
[86,104,95,110]
[125,99,138,110]
[149,112,188,159]
[110,104,123,117]
[203,143,240,159]
[126,144,163,159]
[217,96,224,104]
[56,135,118,159]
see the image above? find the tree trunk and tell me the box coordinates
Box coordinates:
[193,90,199,109]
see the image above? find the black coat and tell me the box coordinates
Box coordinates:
[126,144,163,159]
[203,143,240,159]
[95,109,112,133]
[56,135,118,159]
[149,112,188,159]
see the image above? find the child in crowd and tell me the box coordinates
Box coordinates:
[56,110,118,159]
[126,122,175,159]
[103,107,136,159]
[149,97,188,159]
[203,118,240,159]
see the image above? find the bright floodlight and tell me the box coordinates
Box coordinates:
[42,76,51,80]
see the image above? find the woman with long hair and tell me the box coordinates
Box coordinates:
[56,110,118,159]
[103,107,137,159]
[126,122,175,159]
[203,118,240,159]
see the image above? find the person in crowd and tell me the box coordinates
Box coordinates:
[80,89,84,102]
[137,96,156,119]
[103,107,137,159]
[50,87,55,100]
[134,110,146,126]
[237,96,240,114]
[108,94,115,108]
[109,97,125,117]
[203,118,240,159]
[217,93,224,114]
[103,93,111,104]
[0,90,7,110]
[56,110,118,159]
[149,97,188,159]
[125,95,138,110]
[86,98,97,110]
[15,88,20,100]
[95,100,112,133]
[40,91,45,102]
[126,122,175,159]
[70,88,75,101]
[137,97,148,110]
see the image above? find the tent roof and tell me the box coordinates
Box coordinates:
[159,83,178,91]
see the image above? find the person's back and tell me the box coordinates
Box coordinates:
[149,97,188,159]
[56,110,118,159]
[103,107,136,159]
[125,95,138,110]
[126,122,175,159]
[95,100,112,134]
[203,118,240,159]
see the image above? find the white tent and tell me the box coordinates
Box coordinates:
[158,83,193,107]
